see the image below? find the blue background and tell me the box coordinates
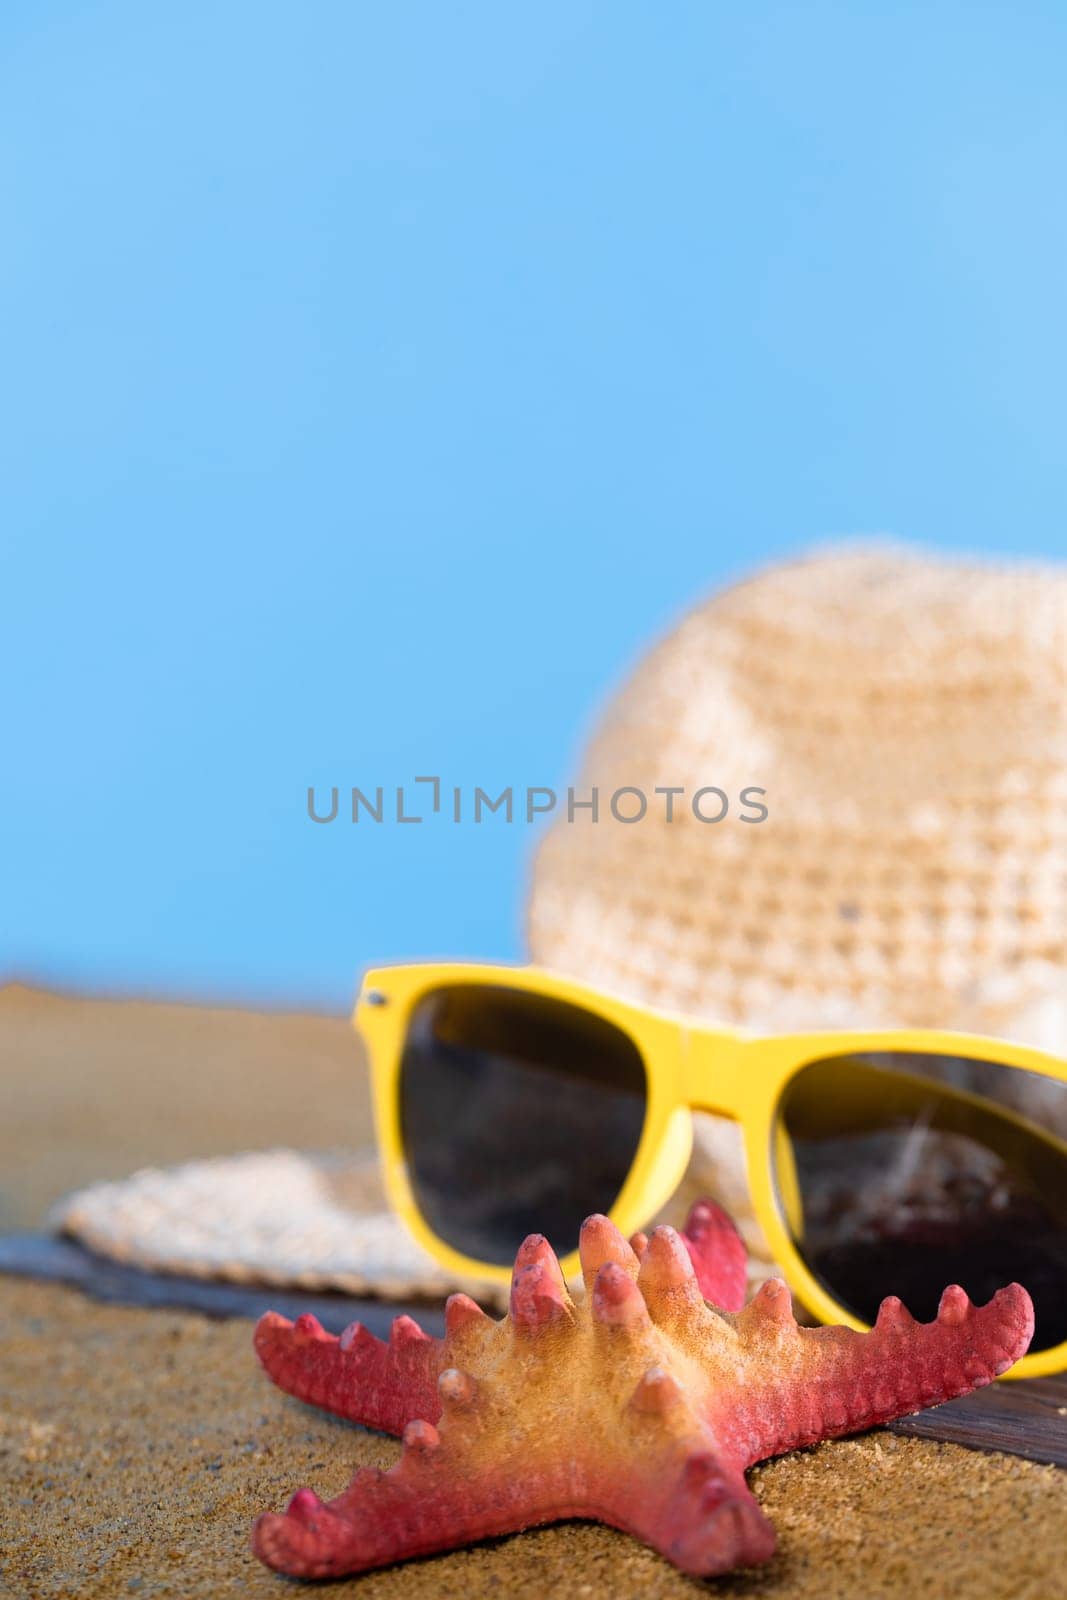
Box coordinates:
[3,3,1066,1011]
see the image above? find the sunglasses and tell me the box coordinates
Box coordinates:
[355,961,1067,1379]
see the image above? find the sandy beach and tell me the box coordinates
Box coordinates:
[2,985,1065,1600]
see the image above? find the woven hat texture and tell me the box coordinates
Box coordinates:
[52,1148,510,1306]
[528,543,1067,1045]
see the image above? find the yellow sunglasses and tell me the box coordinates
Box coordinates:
[355,961,1067,1379]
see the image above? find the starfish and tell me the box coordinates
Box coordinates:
[250,1199,1033,1580]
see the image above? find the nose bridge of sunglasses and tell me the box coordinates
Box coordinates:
[680,1028,753,1119]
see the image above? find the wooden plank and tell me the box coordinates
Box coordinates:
[888,1373,1067,1467]
[2,1232,1064,1466]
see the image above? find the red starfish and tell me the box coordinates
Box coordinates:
[250,1199,1032,1581]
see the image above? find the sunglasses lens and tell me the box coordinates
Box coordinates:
[775,1050,1067,1352]
[399,984,647,1265]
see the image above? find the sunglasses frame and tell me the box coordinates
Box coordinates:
[355,961,1067,1379]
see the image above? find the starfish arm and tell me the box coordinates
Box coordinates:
[250,1429,547,1580]
[252,1332,591,1584]
[631,1197,749,1312]
[253,1310,442,1433]
[723,1278,1035,1464]
[605,1442,776,1578]
[678,1197,749,1312]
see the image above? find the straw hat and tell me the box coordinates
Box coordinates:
[55,543,1067,1297]
[52,1148,512,1306]
[527,542,1067,1261]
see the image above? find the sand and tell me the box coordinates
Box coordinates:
[2,985,1065,1600]
[0,985,370,1234]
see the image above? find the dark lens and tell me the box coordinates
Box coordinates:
[399,984,647,1264]
[776,1051,1067,1351]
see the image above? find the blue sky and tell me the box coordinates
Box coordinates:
[3,3,1066,1011]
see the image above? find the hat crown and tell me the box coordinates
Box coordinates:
[527,544,1067,1044]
